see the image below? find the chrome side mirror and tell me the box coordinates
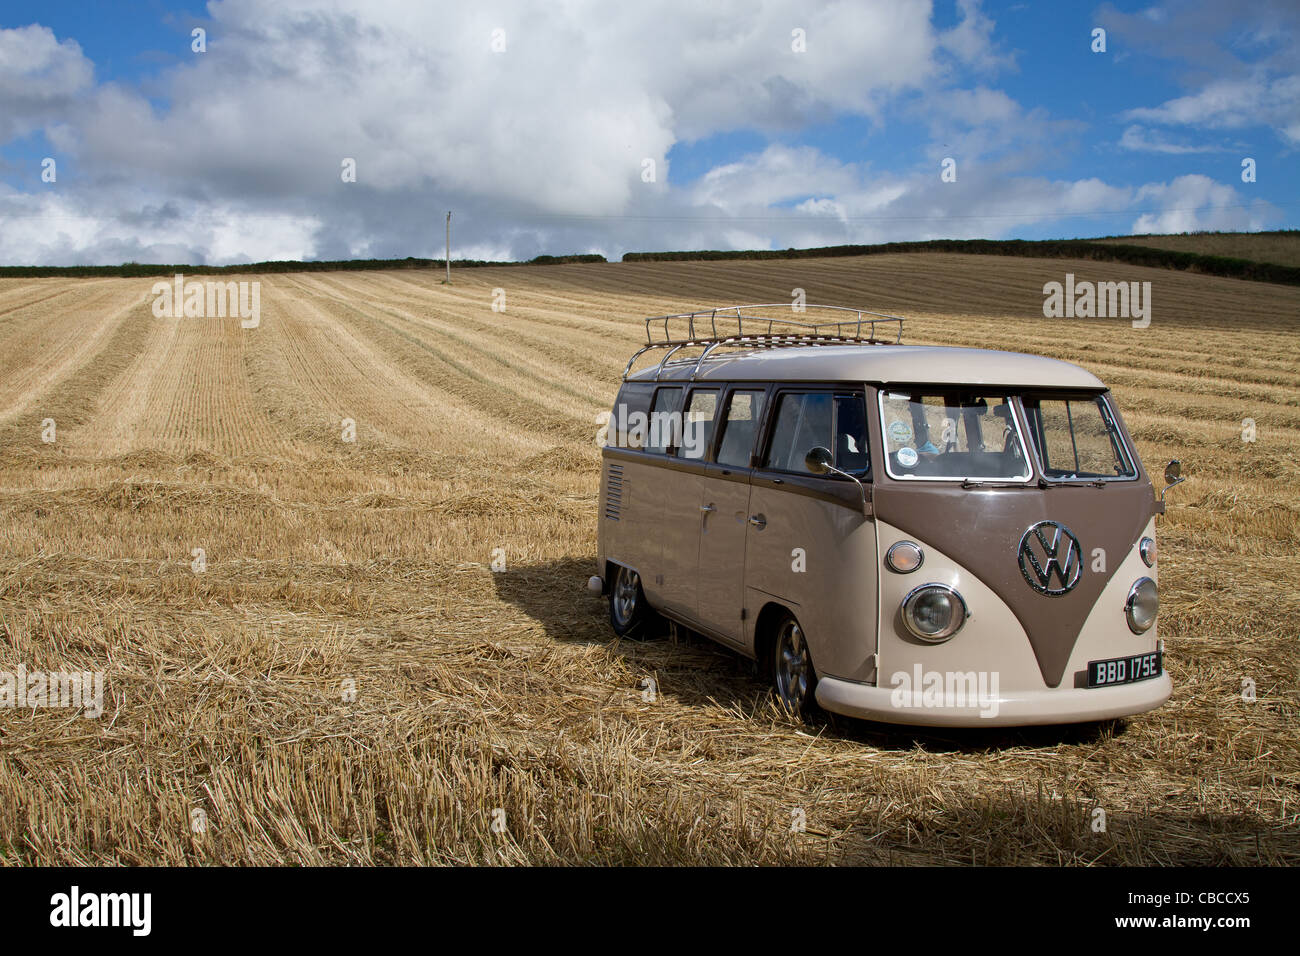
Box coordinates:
[803,446,871,518]
[1161,458,1185,504]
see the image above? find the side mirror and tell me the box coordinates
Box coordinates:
[804,446,833,475]
[1160,458,1185,506]
[802,446,871,518]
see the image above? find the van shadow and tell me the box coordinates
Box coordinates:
[491,557,1122,754]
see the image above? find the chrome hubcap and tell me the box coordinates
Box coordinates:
[775,621,809,707]
[613,568,639,626]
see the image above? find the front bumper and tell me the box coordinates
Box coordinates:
[815,671,1172,727]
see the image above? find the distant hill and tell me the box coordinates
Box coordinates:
[1088,230,1300,270]
[0,252,606,279]
[622,236,1300,286]
[4,233,1299,286]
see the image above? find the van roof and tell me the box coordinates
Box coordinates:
[627,344,1107,390]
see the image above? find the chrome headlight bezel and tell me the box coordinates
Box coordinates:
[1139,537,1156,567]
[901,583,969,643]
[1125,577,1159,634]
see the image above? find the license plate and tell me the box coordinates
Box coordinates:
[1088,650,1162,687]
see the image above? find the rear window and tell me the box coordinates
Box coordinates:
[606,383,653,450]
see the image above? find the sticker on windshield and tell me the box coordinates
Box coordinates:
[897,446,919,467]
[887,420,913,445]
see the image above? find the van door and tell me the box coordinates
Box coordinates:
[656,386,718,619]
[745,389,878,683]
[695,387,767,643]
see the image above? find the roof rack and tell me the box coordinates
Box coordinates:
[622,303,905,381]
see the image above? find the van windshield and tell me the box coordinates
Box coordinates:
[880,391,1031,482]
[1021,393,1136,481]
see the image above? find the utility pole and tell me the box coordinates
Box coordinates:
[443,211,451,284]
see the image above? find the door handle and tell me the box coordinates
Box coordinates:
[700,503,716,513]
[748,514,767,530]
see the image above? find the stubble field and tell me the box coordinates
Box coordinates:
[0,253,1297,865]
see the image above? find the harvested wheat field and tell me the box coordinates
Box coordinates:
[0,253,1297,865]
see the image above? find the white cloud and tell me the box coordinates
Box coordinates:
[0,1,1283,265]
[0,185,321,266]
[1130,174,1274,234]
[939,0,1016,73]
[1122,74,1300,145]
[2,0,971,262]
[1118,124,1222,154]
[0,24,94,141]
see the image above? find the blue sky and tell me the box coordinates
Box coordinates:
[0,0,1295,264]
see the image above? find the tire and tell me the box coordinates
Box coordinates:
[609,565,651,638]
[771,611,818,717]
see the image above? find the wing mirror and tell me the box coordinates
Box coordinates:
[1160,458,1185,505]
[804,446,871,517]
[804,446,833,474]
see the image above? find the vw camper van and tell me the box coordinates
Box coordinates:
[591,304,1179,727]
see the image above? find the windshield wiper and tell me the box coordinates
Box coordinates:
[1038,476,1107,488]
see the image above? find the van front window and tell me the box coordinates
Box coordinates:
[1022,394,1136,480]
[880,391,1031,482]
[764,391,869,476]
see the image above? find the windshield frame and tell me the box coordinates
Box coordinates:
[877,388,1035,484]
[1020,389,1140,484]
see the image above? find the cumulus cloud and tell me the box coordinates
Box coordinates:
[1118,124,1223,154]
[1130,174,1275,234]
[0,24,94,142]
[0,0,1285,265]
[1122,75,1300,145]
[1101,0,1300,146]
[3,0,964,263]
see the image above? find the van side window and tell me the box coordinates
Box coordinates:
[715,389,766,467]
[678,389,719,459]
[646,387,682,454]
[608,383,654,450]
[834,393,870,476]
[763,391,869,476]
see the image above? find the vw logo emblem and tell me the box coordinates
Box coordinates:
[1017,521,1083,596]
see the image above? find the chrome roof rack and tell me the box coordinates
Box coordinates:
[622,303,906,381]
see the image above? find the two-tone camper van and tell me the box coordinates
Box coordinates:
[590,304,1180,727]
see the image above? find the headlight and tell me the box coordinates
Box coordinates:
[885,540,924,573]
[1125,577,1158,633]
[901,584,968,643]
[1139,537,1156,567]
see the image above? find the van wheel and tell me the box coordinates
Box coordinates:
[609,565,650,638]
[772,613,818,717]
